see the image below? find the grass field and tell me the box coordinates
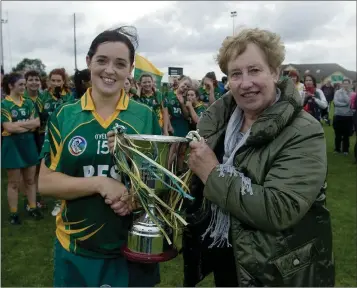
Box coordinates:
[1,122,356,287]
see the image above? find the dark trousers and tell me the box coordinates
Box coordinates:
[333,115,353,153]
[182,225,238,287]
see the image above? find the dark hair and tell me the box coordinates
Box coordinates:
[187,88,200,99]
[1,65,4,75]
[221,76,228,84]
[343,78,351,84]
[87,26,138,65]
[74,69,91,98]
[139,73,153,82]
[24,70,40,81]
[205,71,217,81]
[41,77,47,90]
[303,74,317,88]
[2,72,23,95]
[204,71,218,87]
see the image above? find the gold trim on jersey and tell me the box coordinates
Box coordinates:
[5,95,24,107]
[1,108,12,122]
[56,200,105,252]
[81,88,130,129]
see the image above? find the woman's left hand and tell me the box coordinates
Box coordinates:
[188,138,219,184]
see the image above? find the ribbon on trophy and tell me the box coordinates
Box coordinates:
[113,126,201,245]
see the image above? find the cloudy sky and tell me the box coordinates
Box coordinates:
[1,1,356,81]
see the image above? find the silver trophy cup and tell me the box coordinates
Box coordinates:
[114,128,195,263]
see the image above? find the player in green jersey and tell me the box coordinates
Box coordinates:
[199,71,224,106]
[185,88,206,129]
[23,70,46,210]
[163,76,192,174]
[38,68,74,216]
[132,73,165,128]
[163,76,191,137]
[1,73,43,225]
[39,26,161,287]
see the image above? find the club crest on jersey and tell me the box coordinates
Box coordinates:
[11,110,18,117]
[68,136,87,156]
[44,103,51,109]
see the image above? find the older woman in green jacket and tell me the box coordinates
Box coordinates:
[186,28,334,287]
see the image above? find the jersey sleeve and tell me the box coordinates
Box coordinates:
[152,111,162,135]
[1,104,12,124]
[40,111,63,171]
[65,92,75,103]
[155,91,163,105]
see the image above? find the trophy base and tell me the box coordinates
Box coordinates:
[121,245,178,263]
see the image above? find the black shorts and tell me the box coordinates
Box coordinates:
[34,133,45,154]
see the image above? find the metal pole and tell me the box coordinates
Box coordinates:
[1,15,8,71]
[230,11,237,36]
[74,13,77,71]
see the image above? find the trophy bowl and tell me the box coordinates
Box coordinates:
[113,128,199,263]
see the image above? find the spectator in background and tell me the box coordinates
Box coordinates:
[170,76,179,92]
[302,74,328,121]
[321,80,335,106]
[333,82,340,91]
[320,80,335,125]
[288,70,304,96]
[220,76,229,94]
[185,88,206,129]
[73,69,91,99]
[200,71,223,106]
[333,78,354,155]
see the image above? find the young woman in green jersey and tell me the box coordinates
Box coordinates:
[185,88,206,129]
[39,26,161,287]
[163,76,191,173]
[1,73,43,225]
[132,74,164,128]
[200,71,224,106]
[38,68,74,216]
[24,70,46,210]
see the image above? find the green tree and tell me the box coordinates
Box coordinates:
[12,58,47,77]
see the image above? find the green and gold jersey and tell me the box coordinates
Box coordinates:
[23,90,43,114]
[40,88,161,258]
[132,89,163,128]
[199,86,222,103]
[38,89,74,134]
[163,90,189,137]
[1,96,39,136]
[194,102,206,117]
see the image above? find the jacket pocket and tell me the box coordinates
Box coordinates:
[272,239,319,280]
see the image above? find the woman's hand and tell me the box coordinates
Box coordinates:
[188,138,219,184]
[176,91,185,104]
[186,101,193,109]
[108,130,115,153]
[96,176,132,216]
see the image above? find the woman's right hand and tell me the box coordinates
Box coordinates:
[95,176,132,216]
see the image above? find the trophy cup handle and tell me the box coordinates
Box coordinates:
[185,130,201,142]
[114,125,127,135]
